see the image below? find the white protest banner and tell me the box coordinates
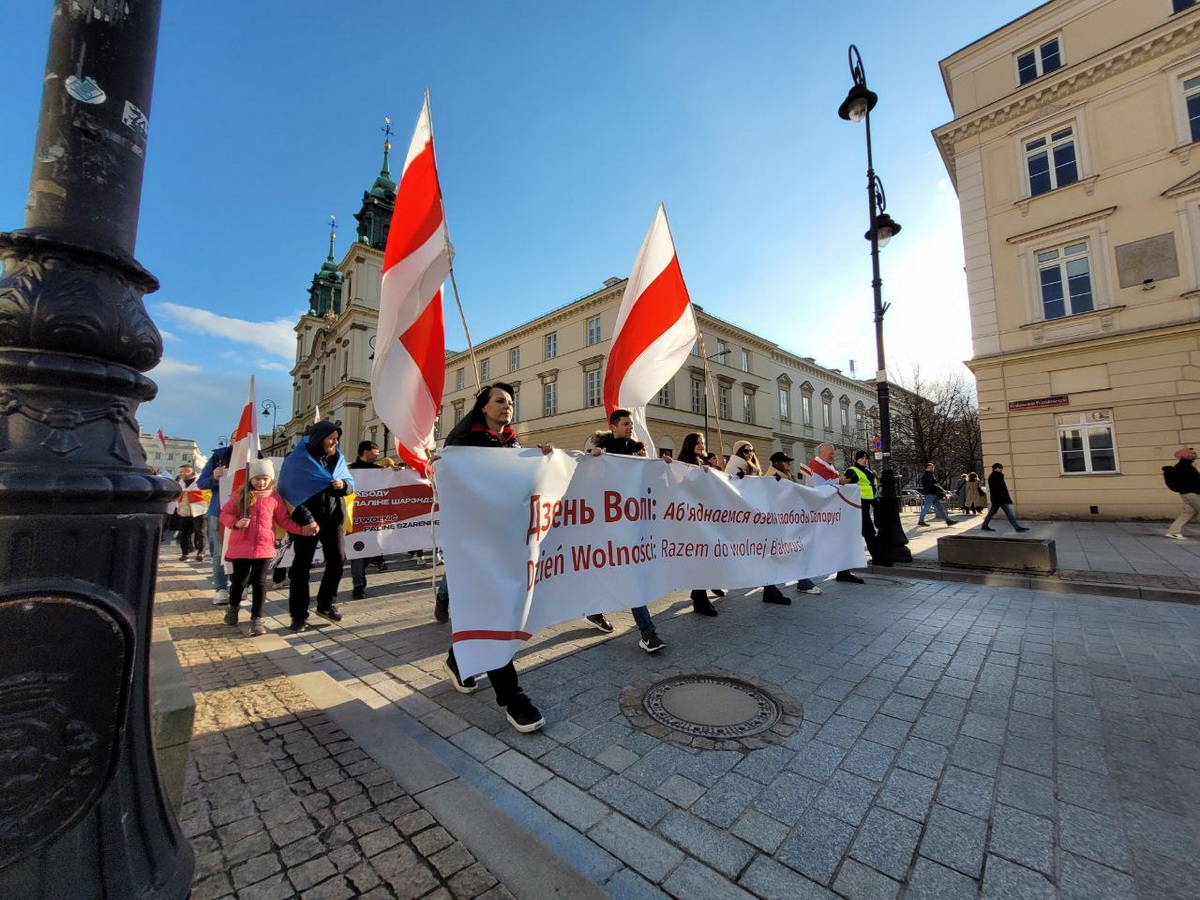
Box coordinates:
[435,447,864,678]
[345,468,437,558]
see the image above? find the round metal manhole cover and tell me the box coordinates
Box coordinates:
[619,668,804,752]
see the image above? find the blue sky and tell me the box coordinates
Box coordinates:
[1,1,1039,453]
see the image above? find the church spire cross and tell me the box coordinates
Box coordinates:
[327,214,337,260]
[381,116,392,176]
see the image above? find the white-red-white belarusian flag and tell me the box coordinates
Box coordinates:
[372,94,451,479]
[155,427,168,450]
[603,204,698,450]
[224,376,261,532]
[313,404,321,424]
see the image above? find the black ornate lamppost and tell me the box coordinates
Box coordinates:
[0,2,193,897]
[838,44,911,565]
[261,398,279,455]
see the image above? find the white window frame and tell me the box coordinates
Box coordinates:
[657,381,672,407]
[1014,35,1063,86]
[512,387,521,423]
[718,386,731,421]
[779,388,790,421]
[1055,410,1119,475]
[586,315,602,346]
[480,358,490,382]
[822,400,832,430]
[510,346,521,371]
[840,406,850,433]
[1034,240,1095,320]
[1011,210,1114,325]
[691,379,704,414]
[543,381,557,416]
[742,391,754,425]
[741,349,750,372]
[801,394,812,427]
[455,368,464,391]
[716,341,729,364]
[545,332,557,360]
[1023,124,1079,198]
[585,369,602,408]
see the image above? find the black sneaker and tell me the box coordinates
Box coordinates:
[505,694,545,733]
[434,589,450,623]
[691,590,718,617]
[639,632,665,653]
[981,525,995,531]
[835,572,865,584]
[316,605,343,623]
[917,522,930,528]
[444,658,480,694]
[351,587,366,600]
[762,585,792,605]
[1016,526,1031,532]
[711,589,727,597]
[289,620,310,633]
[585,613,615,634]
[223,607,239,626]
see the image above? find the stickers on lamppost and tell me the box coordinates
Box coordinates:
[65,75,106,104]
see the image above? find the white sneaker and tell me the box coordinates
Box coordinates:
[1165,532,1187,540]
[798,587,823,595]
[212,588,229,606]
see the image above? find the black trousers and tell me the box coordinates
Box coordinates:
[288,521,344,623]
[229,558,270,618]
[861,499,880,561]
[447,646,520,707]
[178,516,205,556]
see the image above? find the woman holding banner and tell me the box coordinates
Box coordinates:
[441,382,547,734]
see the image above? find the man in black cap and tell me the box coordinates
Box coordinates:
[844,449,882,564]
[762,451,822,601]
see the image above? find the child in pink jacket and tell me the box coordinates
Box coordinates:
[219,459,317,635]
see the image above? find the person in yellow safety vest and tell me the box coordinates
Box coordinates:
[844,450,882,565]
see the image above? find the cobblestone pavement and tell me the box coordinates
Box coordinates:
[156,563,513,900]
[159,549,1200,899]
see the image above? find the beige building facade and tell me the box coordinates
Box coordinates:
[934,0,1200,518]
[436,278,879,468]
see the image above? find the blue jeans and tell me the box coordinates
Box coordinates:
[207,516,227,591]
[983,503,1021,529]
[351,557,367,590]
[631,605,654,637]
[919,495,951,523]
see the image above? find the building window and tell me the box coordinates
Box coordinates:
[1037,241,1093,320]
[1025,126,1077,197]
[802,394,812,426]
[1016,37,1062,85]
[779,389,790,421]
[742,392,754,425]
[822,400,832,430]
[715,341,728,364]
[718,386,731,421]
[691,379,704,414]
[657,381,672,407]
[586,315,601,346]
[543,381,557,416]
[480,358,490,382]
[455,368,464,391]
[840,407,850,433]
[510,347,521,371]
[1057,413,1118,474]
[512,387,520,423]
[545,332,557,360]
[585,370,602,407]
[453,403,464,425]
[1185,75,1200,143]
[1175,0,1196,14]
[740,349,750,372]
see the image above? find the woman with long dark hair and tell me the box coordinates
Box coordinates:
[672,431,722,615]
[440,382,547,733]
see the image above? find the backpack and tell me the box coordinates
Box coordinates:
[1163,464,1184,493]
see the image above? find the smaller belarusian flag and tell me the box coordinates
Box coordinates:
[155,428,168,450]
[314,404,321,424]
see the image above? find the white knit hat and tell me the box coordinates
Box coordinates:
[248,459,274,481]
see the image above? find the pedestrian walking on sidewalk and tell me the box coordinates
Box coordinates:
[677,432,729,615]
[917,463,958,527]
[1164,446,1200,539]
[198,444,233,604]
[981,462,1030,532]
[219,459,315,635]
[348,440,385,599]
[962,472,985,515]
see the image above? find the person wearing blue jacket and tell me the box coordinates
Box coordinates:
[197,445,233,604]
[278,421,355,632]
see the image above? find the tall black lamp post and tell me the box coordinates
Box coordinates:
[0,1,193,897]
[838,44,911,565]
[261,398,279,455]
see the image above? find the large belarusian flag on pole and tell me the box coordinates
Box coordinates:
[371,94,451,478]
[220,378,261,569]
[602,204,698,452]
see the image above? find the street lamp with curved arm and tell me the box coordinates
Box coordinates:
[838,43,911,566]
[261,399,279,455]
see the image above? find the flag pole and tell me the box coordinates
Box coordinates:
[695,330,725,462]
[425,89,480,390]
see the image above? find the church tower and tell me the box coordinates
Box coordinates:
[353,118,396,250]
[307,217,343,316]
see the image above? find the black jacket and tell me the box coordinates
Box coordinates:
[449,423,519,449]
[919,471,945,496]
[594,432,646,457]
[1170,458,1200,494]
[987,470,1013,506]
[292,422,352,525]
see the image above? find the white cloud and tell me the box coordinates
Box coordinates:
[160,329,178,341]
[155,302,295,360]
[154,358,203,376]
[258,361,292,372]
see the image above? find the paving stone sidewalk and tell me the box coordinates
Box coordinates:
[158,549,1200,899]
[156,565,513,900]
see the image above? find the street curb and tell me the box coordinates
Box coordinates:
[871,564,1200,605]
[255,635,606,900]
